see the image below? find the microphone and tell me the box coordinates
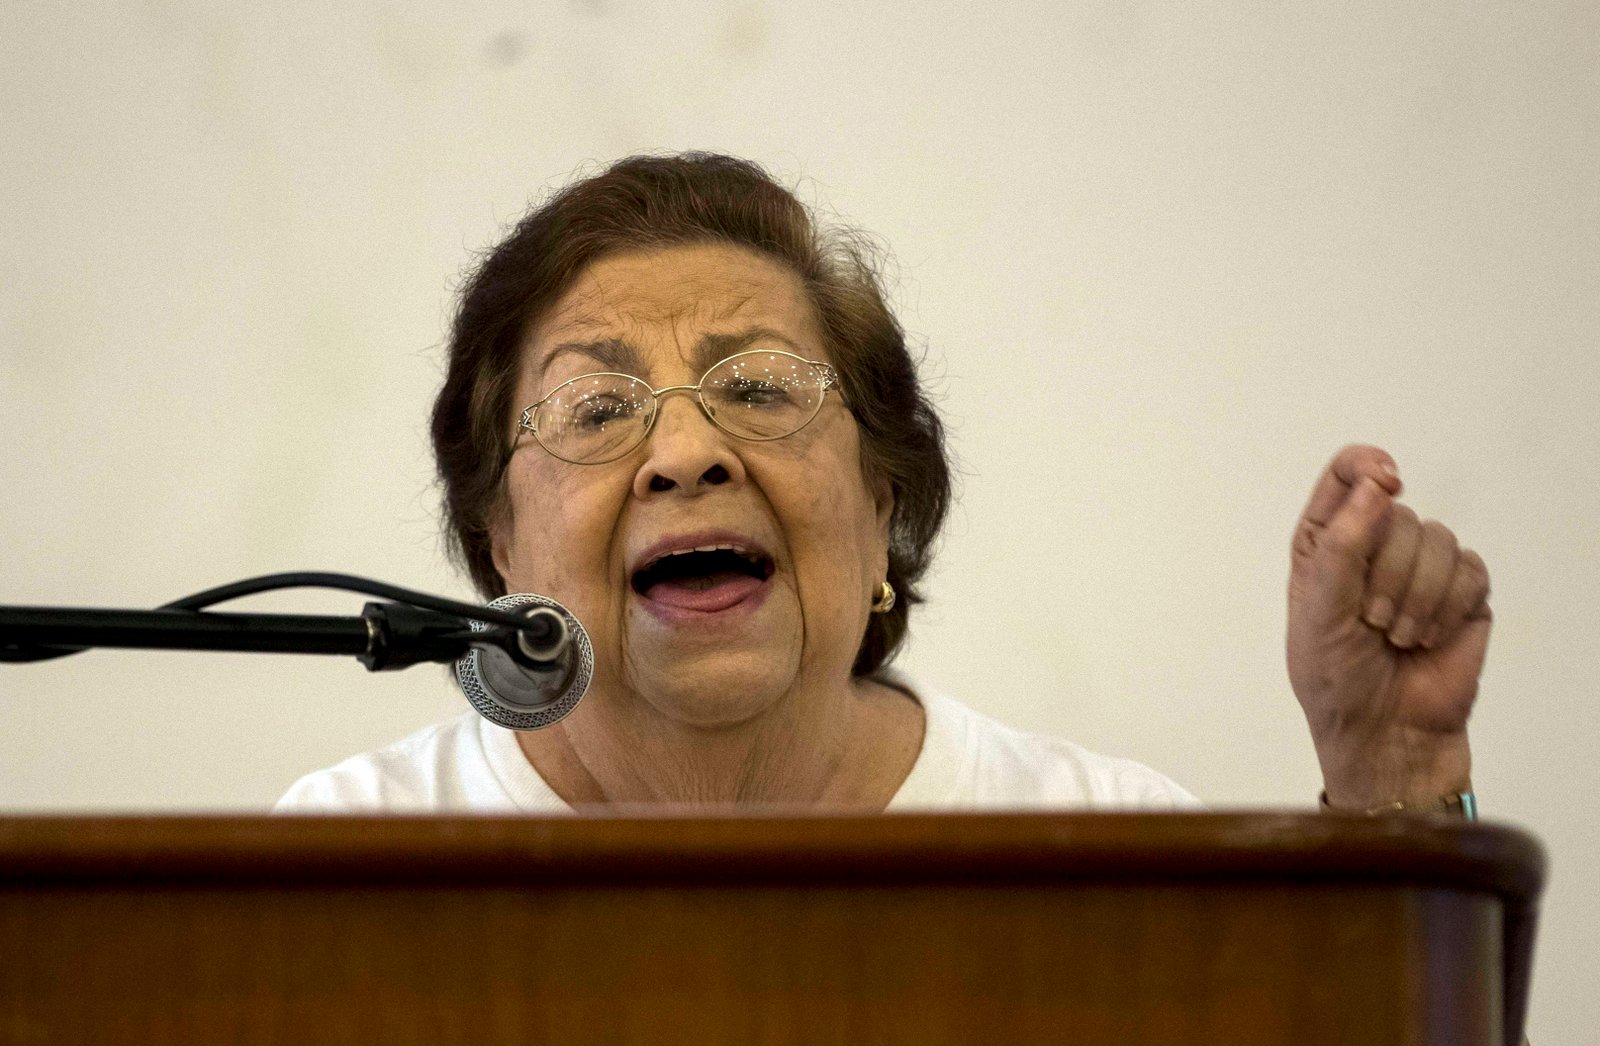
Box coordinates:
[454,593,593,731]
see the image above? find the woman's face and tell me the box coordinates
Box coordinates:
[491,244,893,727]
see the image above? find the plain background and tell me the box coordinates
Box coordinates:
[3,1,1594,1038]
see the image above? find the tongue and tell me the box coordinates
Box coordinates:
[642,571,764,612]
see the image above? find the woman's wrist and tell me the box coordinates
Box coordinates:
[1318,788,1478,819]
[1314,721,1472,811]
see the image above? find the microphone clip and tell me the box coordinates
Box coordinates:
[357,602,480,672]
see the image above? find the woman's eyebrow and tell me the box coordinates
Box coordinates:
[693,327,808,371]
[540,338,648,378]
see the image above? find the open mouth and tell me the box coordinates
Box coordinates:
[631,545,775,613]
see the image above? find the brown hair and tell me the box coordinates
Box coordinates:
[431,153,950,675]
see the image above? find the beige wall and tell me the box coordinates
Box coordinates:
[3,1,1594,1037]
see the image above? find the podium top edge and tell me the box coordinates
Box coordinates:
[0,811,1547,902]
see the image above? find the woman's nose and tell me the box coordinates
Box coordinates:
[632,392,746,497]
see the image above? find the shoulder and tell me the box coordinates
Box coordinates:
[273,712,515,813]
[891,679,1202,811]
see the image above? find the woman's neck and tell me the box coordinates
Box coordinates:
[515,675,924,810]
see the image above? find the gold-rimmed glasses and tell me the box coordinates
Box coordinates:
[517,349,842,465]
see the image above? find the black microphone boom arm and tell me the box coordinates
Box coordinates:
[0,601,492,671]
[1,574,587,730]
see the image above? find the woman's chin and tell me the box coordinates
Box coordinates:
[626,653,800,729]
[605,580,805,727]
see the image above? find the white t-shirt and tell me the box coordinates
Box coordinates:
[274,682,1200,813]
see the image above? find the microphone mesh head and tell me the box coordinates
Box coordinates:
[454,593,593,731]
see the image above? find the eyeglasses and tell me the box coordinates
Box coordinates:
[518,349,842,465]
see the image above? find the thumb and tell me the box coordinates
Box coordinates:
[1300,445,1402,528]
[1292,475,1393,624]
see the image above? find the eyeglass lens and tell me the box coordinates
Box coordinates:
[535,351,828,463]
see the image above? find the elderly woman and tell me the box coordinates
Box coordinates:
[278,154,1489,814]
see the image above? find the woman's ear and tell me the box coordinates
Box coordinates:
[857,450,895,571]
[871,469,895,543]
[488,503,516,586]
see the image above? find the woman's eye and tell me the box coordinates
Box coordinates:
[573,395,638,428]
[726,380,789,406]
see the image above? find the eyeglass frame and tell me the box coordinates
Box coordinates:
[515,348,845,465]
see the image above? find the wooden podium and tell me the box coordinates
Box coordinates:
[0,813,1543,1045]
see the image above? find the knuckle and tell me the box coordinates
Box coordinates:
[1472,570,1493,603]
[1441,579,1475,617]
[1291,522,1321,560]
[1421,518,1458,551]
[1367,554,1406,591]
[1459,550,1491,597]
[1369,528,1416,581]
[1317,521,1358,557]
[1320,519,1372,564]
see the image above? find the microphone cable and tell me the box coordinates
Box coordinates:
[0,572,541,664]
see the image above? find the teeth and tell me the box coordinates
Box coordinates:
[647,543,753,569]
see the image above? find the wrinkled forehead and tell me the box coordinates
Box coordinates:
[521,245,828,387]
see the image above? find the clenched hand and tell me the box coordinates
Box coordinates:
[1287,445,1491,809]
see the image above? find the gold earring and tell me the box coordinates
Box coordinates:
[870,580,896,614]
